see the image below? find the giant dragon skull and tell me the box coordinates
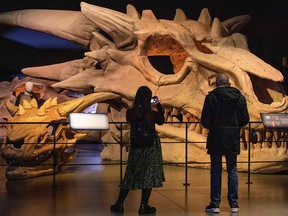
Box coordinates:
[0,2,287,174]
[1,92,118,179]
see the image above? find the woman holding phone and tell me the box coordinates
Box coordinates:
[111,86,165,214]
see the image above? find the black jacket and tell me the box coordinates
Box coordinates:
[126,103,164,130]
[201,86,249,155]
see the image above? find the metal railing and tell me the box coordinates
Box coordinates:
[0,121,287,190]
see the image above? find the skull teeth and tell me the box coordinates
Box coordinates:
[164,107,202,130]
[164,107,288,151]
[6,151,53,167]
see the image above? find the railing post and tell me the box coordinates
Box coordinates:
[246,122,252,190]
[183,122,190,187]
[52,122,57,189]
[119,122,123,186]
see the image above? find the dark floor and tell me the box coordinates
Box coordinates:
[0,148,288,216]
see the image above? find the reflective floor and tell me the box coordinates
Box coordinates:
[0,148,288,216]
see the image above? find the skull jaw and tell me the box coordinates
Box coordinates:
[5,165,56,180]
[3,146,78,180]
[101,135,288,173]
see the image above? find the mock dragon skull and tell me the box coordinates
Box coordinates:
[1,92,118,179]
[0,2,287,174]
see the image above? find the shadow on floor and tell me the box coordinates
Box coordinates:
[0,149,288,216]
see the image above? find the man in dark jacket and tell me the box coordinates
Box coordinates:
[201,73,249,213]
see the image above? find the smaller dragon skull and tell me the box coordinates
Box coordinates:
[1,92,118,179]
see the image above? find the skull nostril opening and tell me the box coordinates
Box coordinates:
[249,74,285,104]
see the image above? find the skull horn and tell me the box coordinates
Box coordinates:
[198,8,211,28]
[174,9,188,22]
[0,9,93,47]
[22,99,32,109]
[22,59,84,82]
[5,100,19,117]
[18,105,26,116]
[80,2,137,50]
[58,92,119,117]
[221,15,251,34]
[210,17,222,37]
[126,4,140,19]
[30,98,38,109]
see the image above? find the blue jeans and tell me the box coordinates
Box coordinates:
[210,154,238,206]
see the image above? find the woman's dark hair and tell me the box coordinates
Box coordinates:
[132,86,152,119]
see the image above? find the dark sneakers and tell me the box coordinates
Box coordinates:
[205,203,220,213]
[138,204,156,214]
[110,202,124,213]
[230,203,239,213]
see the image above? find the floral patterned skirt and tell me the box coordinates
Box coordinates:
[121,134,165,190]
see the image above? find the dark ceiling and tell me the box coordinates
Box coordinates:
[0,0,287,81]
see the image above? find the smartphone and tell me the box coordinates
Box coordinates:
[151,96,159,105]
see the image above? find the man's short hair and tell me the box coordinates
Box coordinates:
[216,73,230,87]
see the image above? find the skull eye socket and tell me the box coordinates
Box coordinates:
[146,35,189,75]
[147,56,174,75]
